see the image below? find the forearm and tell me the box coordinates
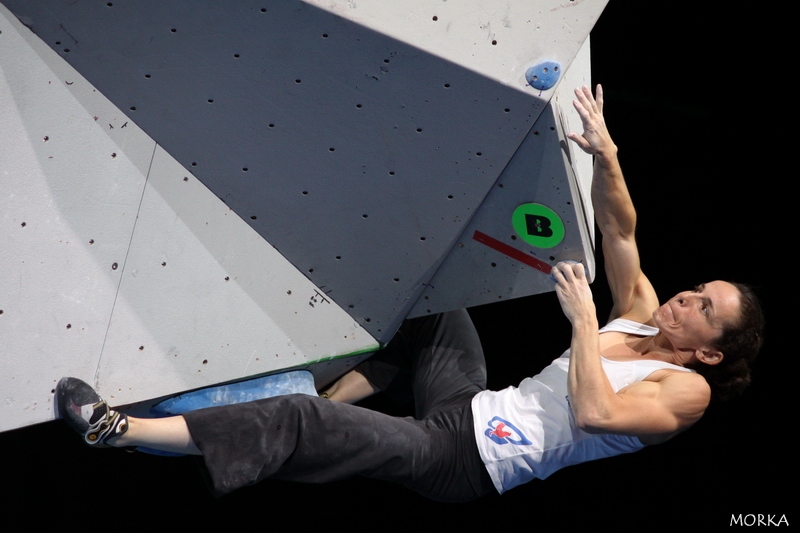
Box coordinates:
[566,315,618,432]
[591,149,637,240]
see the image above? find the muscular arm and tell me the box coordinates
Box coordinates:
[567,85,658,322]
[553,262,709,440]
[557,89,707,438]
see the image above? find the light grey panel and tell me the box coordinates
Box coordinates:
[2,1,550,342]
[552,36,594,240]
[0,7,152,430]
[305,0,608,92]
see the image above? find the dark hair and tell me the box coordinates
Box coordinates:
[694,283,764,402]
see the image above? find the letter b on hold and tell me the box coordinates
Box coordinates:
[524,214,553,237]
[512,203,565,248]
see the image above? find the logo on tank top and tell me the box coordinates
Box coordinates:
[484,416,532,445]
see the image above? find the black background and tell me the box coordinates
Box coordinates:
[2,3,781,528]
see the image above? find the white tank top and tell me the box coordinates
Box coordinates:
[471,318,693,494]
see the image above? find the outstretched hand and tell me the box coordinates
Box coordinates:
[551,261,596,325]
[566,84,617,158]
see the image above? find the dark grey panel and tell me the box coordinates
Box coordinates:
[409,102,594,317]
[3,1,544,342]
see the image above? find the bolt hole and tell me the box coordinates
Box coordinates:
[432,15,438,21]
[250,215,257,220]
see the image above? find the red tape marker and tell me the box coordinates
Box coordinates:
[472,230,552,275]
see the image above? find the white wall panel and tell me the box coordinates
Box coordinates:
[0,6,151,429]
[305,0,607,92]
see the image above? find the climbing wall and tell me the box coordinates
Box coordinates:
[0,1,605,432]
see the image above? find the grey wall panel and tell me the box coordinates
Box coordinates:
[1,1,599,343]
[408,100,594,317]
[98,145,380,406]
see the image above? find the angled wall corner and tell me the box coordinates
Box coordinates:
[0,5,378,432]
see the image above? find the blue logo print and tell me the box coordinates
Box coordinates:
[484,416,532,445]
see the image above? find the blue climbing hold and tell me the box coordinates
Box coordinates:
[526,61,562,91]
